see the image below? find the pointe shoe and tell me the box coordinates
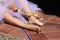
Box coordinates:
[26,11,44,26]
[29,16,44,26]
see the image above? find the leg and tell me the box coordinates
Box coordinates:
[4,12,40,31]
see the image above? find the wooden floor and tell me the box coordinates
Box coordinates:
[0,15,60,40]
[0,23,60,40]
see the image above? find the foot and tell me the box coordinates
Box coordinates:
[29,16,44,26]
[26,23,40,32]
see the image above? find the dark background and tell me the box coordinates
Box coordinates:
[28,0,60,17]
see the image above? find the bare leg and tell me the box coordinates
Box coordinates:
[4,12,40,31]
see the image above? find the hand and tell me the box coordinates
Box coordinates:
[8,5,18,12]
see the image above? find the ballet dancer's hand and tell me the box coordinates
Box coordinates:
[8,5,18,12]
